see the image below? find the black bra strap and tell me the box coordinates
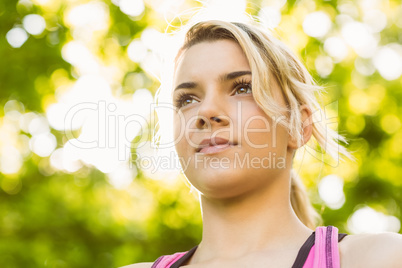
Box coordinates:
[169,245,198,268]
[291,232,316,268]
[338,233,348,242]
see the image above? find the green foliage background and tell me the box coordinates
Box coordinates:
[1,0,402,267]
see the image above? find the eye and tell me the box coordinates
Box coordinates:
[234,83,252,95]
[174,93,198,108]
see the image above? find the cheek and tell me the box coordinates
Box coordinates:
[173,113,196,158]
[241,110,288,151]
[243,119,270,147]
[173,114,185,152]
[240,107,272,147]
[173,114,182,141]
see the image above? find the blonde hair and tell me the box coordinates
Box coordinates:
[158,20,354,229]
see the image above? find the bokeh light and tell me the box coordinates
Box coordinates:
[348,206,401,234]
[324,36,349,62]
[303,11,331,38]
[65,2,109,31]
[0,145,23,175]
[119,0,145,17]
[315,55,334,77]
[258,6,281,29]
[341,21,378,58]
[373,45,402,80]
[318,174,345,209]
[29,132,57,157]
[6,27,29,48]
[22,14,46,35]
[127,39,148,63]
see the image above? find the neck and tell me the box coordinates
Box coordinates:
[194,169,313,262]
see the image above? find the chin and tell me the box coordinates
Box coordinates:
[186,171,254,199]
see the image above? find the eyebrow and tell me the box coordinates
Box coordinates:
[174,70,252,92]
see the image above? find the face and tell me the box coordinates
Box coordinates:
[172,39,292,199]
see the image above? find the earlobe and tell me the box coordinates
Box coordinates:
[288,104,313,150]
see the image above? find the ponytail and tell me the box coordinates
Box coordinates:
[290,169,322,229]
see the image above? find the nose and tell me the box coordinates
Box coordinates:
[195,95,230,129]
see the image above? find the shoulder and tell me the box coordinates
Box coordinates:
[339,232,402,268]
[118,262,153,268]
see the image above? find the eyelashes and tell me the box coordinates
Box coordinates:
[174,91,198,109]
[174,78,252,109]
[233,78,252,95]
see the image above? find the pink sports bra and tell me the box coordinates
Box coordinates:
[151,226,347,268]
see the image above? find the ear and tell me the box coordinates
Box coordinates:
[288,104,313,150]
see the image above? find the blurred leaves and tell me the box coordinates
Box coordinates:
[1,0,402,267]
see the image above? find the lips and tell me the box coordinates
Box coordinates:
[196,137,237,153]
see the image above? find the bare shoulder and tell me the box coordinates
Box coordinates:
[119,262,153,268]
[339,232,402,268]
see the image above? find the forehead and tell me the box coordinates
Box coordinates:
[174,39,250,83]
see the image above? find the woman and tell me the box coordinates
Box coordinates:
[125,20,402,267]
